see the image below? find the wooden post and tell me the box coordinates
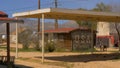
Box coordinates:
[16,23,18,58]
[42,14,44,63]
[91,23,94,54]
[6,23,10,68]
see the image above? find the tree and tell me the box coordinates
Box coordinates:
[93,2,120,52]
[111,3,120,51]
[18,29,33,49]
[92,2,112,50]
[31,32,41,51]
[92,2,111,12]
[77,2,111,30]
[76,8,97,30]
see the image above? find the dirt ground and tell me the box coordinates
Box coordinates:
[1,51,120,68]
[0,43,120,68]
[11,52,120,68]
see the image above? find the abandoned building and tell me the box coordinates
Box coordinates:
[44,27,96,51]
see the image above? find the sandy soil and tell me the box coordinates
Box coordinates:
[0,51,119,68]
[0,43,120,68]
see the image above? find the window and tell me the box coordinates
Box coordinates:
[59,35,64,41]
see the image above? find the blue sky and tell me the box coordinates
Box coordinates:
[0,0,120,17]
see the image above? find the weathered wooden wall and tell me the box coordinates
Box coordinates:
[71,29,96,50]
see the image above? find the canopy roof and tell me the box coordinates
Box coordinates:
[0,11,23,23]
[13,8,120,22]
[0,17,24,23]
[0,11,8,17]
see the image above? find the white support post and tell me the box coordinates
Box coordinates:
[42,14,45,63]
[16,23,18,58]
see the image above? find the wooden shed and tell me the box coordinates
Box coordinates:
[44,27,96,51]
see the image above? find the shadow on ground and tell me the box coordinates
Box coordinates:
[0,64,33,68]
[35,53,120,62]
[15,64,33,68]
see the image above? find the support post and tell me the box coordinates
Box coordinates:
[41,14,44,63]
[91,23,94,54]
[16,23,18,58]
[6,23,10,68]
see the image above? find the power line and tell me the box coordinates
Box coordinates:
[2,1,53,12]
[2,5,37,12]
[2,0,89,13]
[58,0,89,8]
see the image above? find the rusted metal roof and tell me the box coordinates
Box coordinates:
[0,11,8,17]
[44,28,75,33]
[44,27,91,33]
[97,35,112,38]
[0,11,23,23]
[0,17,15,20]
[0,11,7,15]
[0,17,24,23]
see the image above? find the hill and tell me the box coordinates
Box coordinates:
[0,19,78,34]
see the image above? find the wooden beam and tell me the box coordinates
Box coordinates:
[6,23,10,68]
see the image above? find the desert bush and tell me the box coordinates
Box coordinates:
[31,34,41,51]
[45,41,55,52]
[18,29,32,49]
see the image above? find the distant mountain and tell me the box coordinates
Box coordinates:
[61,20,79,28]
[0,19,79,34]
[0,18,119,35]
[1,18,119,35]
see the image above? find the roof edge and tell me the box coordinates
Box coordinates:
[13,8,51,17]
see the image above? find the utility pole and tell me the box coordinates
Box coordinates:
[38,0,40,32]
[54,0,58,29]
[38,0,41,50]
[55,0,58,8]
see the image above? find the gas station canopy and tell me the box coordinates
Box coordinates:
[12,8,120,63]
[13,8,120,22]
